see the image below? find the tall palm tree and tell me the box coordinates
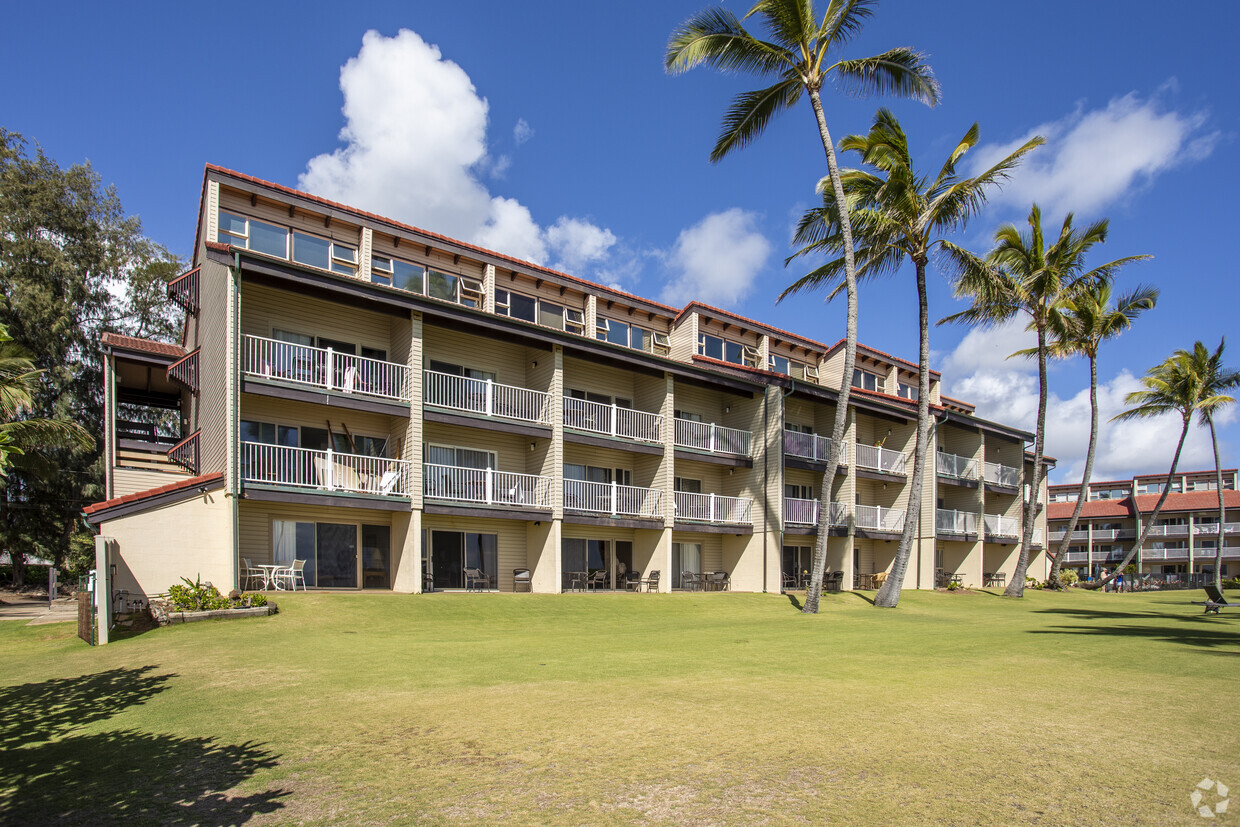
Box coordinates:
[666,0,939,613]
[940,206,1149,596]
[1092,340,1238,590]
[1039,282,1159,589]
[782,109,1042,607]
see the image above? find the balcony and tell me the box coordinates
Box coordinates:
[855,504,905,533]
[936,508,977,536]
[674,419,750,456]
[674,491,753,525]
[423,464,552,509]
[1194,522,1240,535]
[936,451,977,481]
[783,498,849,528]
[562,397,662,444]
[564,479,663,519]
[783,431,842,464]
[1063,551,1090,563]
[983,461,1020,488]
[167,349,200,393]
[167,431,200,475]
[984,513,1021,538]
[1146,524,1190,538]
[240,442,411,497]
[167,267,199,314]
[424,370,552,426]
[242,334,410,403]
[856,444,907,476]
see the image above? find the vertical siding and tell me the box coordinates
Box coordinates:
[197,260,232,480]
[670,313,696,363]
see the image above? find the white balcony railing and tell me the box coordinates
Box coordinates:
[984,513,1021,537]
[856,504,905,533]
[782,431,841,464]
[243,334,410,402]
[983,461,1020,488]
[1063,551,1090,563]
[423,370,551,425]
[564,479,663,518]
[241,442,410,496]
[936,508,977,535]
[936,451,978,480]
[1193,522,1240,535]
[1146,524,1190,538]
[1033,528,1044,545]
[562,397,663,443]
[674,491,753,525]
[673,419,751,456]
[783,498,848,527]
[422,464,552,509]
[856,443,907,475]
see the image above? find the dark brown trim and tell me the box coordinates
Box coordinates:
[108,348,180,368]
[242,485,411,512]
[983,535,1019,545]
[855,528,903,541]
[87,477,224,523]
[856,468,909,484]
[937,532,980,543]
[782,525,849,538]
[562,512,664,531]
[422,502,550,522]
[785,457,849,475]
[673,449,754,469]
[672,521,754,535]
[241,376,412,418]
[563,429,664,455]
[937,474,979,490]
[983,483,1020,496]
[423,407,552,438]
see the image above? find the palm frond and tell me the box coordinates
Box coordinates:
[710,76,802,163]
[829,48,940,105]
[665,8,788,76]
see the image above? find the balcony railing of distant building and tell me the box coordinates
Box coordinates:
[423,464,553,509]
[982,461,1020,488]
[167,267,199,314]
[242,335,410,403]
[936,451,978,480]
[782,431,842,465]
[673,418,751,456]
[855,504,905,533]
[855,444,907,476]
[423,370,552,425]
[240,442,411,497]
[984,513,1021,538]
[167,431,200,475]
[564,479,663,519]
[783,498,849,528]
[936,508,977,535]
[167,348,200,393]
[562,397,663,444]
[673,491,753,525]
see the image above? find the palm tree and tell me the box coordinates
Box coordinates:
[940,206,1149,596]
[1092,341,1238,590]
[781,109,1042,607]
[666,0,939,613]
[1040,282,1159,589]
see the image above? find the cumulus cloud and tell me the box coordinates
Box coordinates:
[299,29,614,273]
[660,209,772,308]
[969,88,1218,216]
[942,322,1222,484]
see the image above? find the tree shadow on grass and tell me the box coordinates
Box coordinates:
[0,666,288,824]
[783,591,874,611]
[1028,618,1240,654]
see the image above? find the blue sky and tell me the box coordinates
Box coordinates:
[3,1,1236,483]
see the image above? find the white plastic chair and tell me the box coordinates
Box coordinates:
[240,557,263,590]
[276,559,308,591]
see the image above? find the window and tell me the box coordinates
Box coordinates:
[427,360,496,383]
[651,332,671,354]
[803,364,819,381]
[598,318,654,351]
[496,289,537,322]
[561,538,610,589]
[672,542,702,589]
[785,483,813,499]
[897,382,918,401]
[218,211,288,258]
[370,255,425,292]
[290,231,357,276]
[674,477,702,494]
[852,369,885,393]
[697,333,758,367]
[1138,480,1182,495]
[769,354,789,375]
[1190,479,1220,491]
[428,530,498,590]
[427,270,483,307]
[425,444,495,470]
[495,290,584,333]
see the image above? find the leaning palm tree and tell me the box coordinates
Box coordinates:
[666,0,939,613]
[941,206,1150,596]
[1040,282,1159,589]
[1091,341,1238,590]
[782,109,1042,607]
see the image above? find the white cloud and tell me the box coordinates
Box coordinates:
[660,209,771,308]
[969,88,1218,216]
[943,326,1221,484]
[298,29,615,270]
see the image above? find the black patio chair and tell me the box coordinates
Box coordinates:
[513,568,531,593]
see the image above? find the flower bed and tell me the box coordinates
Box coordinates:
[147,576,278,626]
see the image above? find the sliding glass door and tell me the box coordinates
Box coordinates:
[429,530,498,589]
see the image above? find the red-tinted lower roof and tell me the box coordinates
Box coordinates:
[101,332,185,359]
[1047,488,1240,521]
[84,472,223,516]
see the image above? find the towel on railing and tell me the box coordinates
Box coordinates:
[342,365,359,393]
[379,469,401,495]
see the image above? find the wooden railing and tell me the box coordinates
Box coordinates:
[167,431,200,474]
[167,267,199,313]
[167,348,200,393]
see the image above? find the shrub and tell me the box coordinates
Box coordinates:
[946,581,960,591]
[166,575,229,612]
[1059,570,1079,587]
[1223,577,1240,591]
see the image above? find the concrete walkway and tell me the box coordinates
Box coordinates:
[0,596,79,625]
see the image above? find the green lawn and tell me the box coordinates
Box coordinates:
[1,588,1236,825]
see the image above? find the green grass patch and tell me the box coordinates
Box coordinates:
[1,588,1236,824]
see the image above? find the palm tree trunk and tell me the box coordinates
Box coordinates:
[1049,352,1099,588]
[1006,324,1047,596]
[802,88,859,614]
[1091,415,1190,590]
[1209,415,1225,592]
[876,260,931,607]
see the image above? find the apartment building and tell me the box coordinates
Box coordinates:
[1048,469,1239,577]
[85,165,1049,596]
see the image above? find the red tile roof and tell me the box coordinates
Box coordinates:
[676,301,826,352]
[1047,489,1240,522]
[822,338,942,377]
[1047,499,1131,520]
[100,332,186,359]
[84,472,224,517]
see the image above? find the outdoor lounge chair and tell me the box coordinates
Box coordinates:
[512,568,531,593]
[1195,584,1238,614]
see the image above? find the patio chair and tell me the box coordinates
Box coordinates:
[275,559,307,592]
[239,557,263,590]
[825,571,844,593]
[680,571,701,592]
[1195,584,1238,614]
[625,570,642,591]
[641,570,660,592]
[588,570,608,591]
[707,571,730,592]
[782,572,797,591]
[512,568,531,593]
[465,568,490,592]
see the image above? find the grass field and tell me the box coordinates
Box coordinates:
[1,587,1236,825]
